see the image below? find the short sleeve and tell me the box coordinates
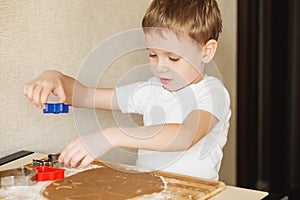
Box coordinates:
[115,82,147,114]
[193,76,231,122]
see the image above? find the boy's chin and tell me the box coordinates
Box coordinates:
[162,84,185,92]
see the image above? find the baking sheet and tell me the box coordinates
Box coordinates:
[0,158,225,200]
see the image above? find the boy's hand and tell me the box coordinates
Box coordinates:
[58,132,114,168]
[23,70,66,109]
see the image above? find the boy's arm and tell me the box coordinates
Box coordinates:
[73,86,118,110]
[107,109,218,151]
[59,109,218,168]
[83,87,119,110]
[24,70,119,110]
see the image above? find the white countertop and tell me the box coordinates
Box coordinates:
[0,153,268,199]
[211,185,268,199]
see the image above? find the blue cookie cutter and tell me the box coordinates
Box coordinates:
[43,103,69,114]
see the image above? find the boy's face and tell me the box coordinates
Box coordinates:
[145,31,205,92]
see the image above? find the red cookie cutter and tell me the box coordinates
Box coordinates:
[34,166,65,181]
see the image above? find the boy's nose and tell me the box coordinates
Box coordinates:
[155,63,169,73]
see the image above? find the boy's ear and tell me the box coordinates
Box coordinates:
[202,39,218,63]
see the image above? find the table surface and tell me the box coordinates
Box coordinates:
[0,153,268,200]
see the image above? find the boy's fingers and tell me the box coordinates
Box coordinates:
[58,138,94,168]
[58,138,80,165]
[40,87,52,108]
[53,85,66,103]
[24,83,35,101]
[80,155,94,168]
[32,84,43,108]
[60,149,77,167]
[70,150,87,168]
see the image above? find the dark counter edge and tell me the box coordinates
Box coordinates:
[0,150,34,166]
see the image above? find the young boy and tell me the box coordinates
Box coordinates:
[23,0,230,180]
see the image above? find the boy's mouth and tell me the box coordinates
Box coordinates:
[159,77,172,85]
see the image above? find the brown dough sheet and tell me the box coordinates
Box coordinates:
[42,167,165,200]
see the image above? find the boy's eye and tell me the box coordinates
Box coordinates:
[169,56,180,62]
[149,53,157,58]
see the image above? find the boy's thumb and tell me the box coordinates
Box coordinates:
[53,86,67,103]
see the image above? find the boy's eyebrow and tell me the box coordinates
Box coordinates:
[146,48,180,56]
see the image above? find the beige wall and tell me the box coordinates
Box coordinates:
[0,0,236,185]
[216,0,237,185]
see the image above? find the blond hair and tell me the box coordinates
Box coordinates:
[142,0,222,45]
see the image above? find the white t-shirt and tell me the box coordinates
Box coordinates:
[115,75,231,180]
